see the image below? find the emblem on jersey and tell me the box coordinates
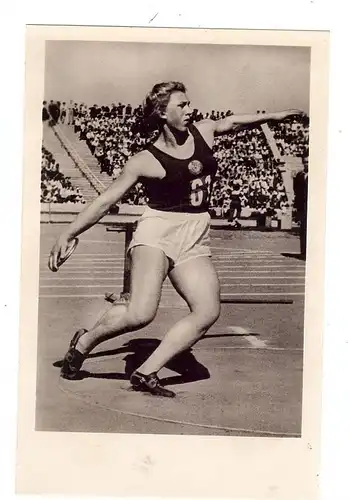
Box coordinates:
[188,160,203,175]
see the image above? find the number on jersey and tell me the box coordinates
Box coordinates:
[190,175,211,207]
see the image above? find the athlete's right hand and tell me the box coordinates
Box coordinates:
[48,235,72,272]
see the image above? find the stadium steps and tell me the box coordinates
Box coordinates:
[59,124,114,190]
[42,123,100,203]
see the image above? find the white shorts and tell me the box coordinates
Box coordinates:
[128,207,211,268]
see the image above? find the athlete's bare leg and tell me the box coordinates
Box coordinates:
[73,245,169,355]
[136,256,220,375]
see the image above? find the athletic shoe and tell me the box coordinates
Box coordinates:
[130,371,176,398]
[60,328,88,380]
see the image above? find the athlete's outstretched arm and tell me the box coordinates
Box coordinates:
[214,109,306,134]
[48,156,143,271]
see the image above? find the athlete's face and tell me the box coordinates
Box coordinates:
[163,92,193,131]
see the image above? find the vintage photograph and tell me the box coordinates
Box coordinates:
[37,38,310,436]
[16,25,329,498]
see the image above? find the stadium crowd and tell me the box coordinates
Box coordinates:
[210,127,291,217]
[42,100,309,217]
[41,145,85,203]
[269,115,309,158]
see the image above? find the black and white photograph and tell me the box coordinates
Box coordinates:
[16,25,329,499]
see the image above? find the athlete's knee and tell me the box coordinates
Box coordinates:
[126,302,157,329]
[192,302,220,333]
[101,303,128,329]
[205,303,221,327]
[194,300,221,329]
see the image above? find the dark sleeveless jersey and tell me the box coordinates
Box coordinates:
[140,124,218,213]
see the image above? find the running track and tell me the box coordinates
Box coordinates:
[39,226,306,306]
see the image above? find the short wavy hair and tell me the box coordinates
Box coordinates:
[143,81,187,130]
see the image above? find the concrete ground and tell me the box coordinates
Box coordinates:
[36,223,305,437]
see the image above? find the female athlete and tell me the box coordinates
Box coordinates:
[49,81,303,397]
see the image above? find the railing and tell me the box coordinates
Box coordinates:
[51,123,106,195]
[260,123,282,160]
[260,123,304,229]
[39,203,289,230]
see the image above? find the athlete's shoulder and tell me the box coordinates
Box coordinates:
[130,148,153,162]
[125,149,152,170]
[193,119,216,133]
[125,148,163,180]
[191,119,216,148]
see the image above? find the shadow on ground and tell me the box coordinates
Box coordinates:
[53,337,210,386]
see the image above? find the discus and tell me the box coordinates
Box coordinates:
[56,238,79,270]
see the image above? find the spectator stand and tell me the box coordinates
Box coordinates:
[51,122,106,197]
[41,146,85,204]
[43,100,308,230]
